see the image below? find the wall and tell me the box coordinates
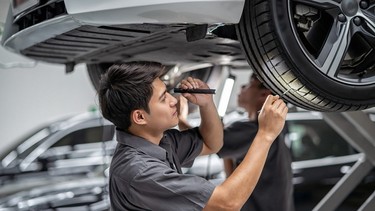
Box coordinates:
[0,61,97,155]
[0,1,96,154]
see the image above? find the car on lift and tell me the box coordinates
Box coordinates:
[1,0,375,111]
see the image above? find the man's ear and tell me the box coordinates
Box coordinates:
[131,110,147,125]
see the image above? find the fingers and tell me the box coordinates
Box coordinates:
[272,97,284,110]
[178,95,188,105]
[179,77,207,89]
[177,95,189,118]
[181,93,191,98]
[177,95,187,104]
[262,95,288,116]
[282,105,289,116]
[259,95,278,113]
[263,95,279,107]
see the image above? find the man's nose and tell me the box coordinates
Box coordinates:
[170,95,178,106]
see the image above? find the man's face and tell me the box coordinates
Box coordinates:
[144,78,179,131]
[237,76,265,109]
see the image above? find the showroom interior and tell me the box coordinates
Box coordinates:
[1,0,374,210]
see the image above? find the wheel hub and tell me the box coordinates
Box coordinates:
[341,0,359,17]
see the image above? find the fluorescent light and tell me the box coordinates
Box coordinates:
[218,75,235,117]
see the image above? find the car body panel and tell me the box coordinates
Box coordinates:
[3,0,244,53]
[0,111,114,175]
[3,15,81,53]
[19,118,112,171]
[64,0,244,25]
[1,0,248,70]
[0,177,108,209]
[0,111,114,197]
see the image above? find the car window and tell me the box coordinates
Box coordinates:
[52,125,115,148]
[287,119,354,161]
[17,125,115,169]
[1,127,54,167]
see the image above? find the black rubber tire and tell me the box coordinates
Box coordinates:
[87,63,113,91]
[237,0,375,111]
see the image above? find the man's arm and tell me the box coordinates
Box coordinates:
[223,158,235,177]
[198,100,223,155]
[178,77,223,155]
[203,95,288,210]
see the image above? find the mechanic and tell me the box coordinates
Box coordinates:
[98,61,288,210]
[218,74,294,211]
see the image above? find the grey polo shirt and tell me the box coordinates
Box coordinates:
[109,127,215,211]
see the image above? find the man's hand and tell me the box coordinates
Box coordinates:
[178,77,222,155]
[176,95,191,131]
[257,95,288,144]
[179,77,213,107]
[176,95,188,121]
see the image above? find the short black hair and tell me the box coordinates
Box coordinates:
[251,73,267,89]
[98,61,164,130]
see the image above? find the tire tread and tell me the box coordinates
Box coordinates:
[236,0,367,111]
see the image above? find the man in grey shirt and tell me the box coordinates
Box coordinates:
[98,61,288,210]
[217,74,294,211]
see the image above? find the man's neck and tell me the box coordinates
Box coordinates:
[243,105,258,121]
[128,126,164,145]
[247,111,257,121]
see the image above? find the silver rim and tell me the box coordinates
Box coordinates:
[289,0,375,85]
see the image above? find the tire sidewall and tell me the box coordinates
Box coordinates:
[269,0,375,102]
[87,63,112,92]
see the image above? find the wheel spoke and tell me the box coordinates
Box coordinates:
[360,10,375,35]
[315,20,352,77]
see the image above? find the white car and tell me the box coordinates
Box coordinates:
[1,0,375,111]
[0,111,115,197]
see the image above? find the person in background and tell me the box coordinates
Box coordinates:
[99,62,288,210]
[178,73,294,211]
[218,74,294,211]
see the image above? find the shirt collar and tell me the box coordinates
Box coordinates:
[115,128,168,162]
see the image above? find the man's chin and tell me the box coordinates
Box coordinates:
[171,121,179,128]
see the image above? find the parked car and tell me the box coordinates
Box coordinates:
[286,111,375,210]
[1,0,375,111]
[0,111,115,197]
[0,176,110,210]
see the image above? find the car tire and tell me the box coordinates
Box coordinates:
[87,63,113,91]
[237,0,375,111]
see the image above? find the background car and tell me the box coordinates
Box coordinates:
[286,111,375,211]
[0,110,115,197]
[1,0,375,111]
[0,176,110,210]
